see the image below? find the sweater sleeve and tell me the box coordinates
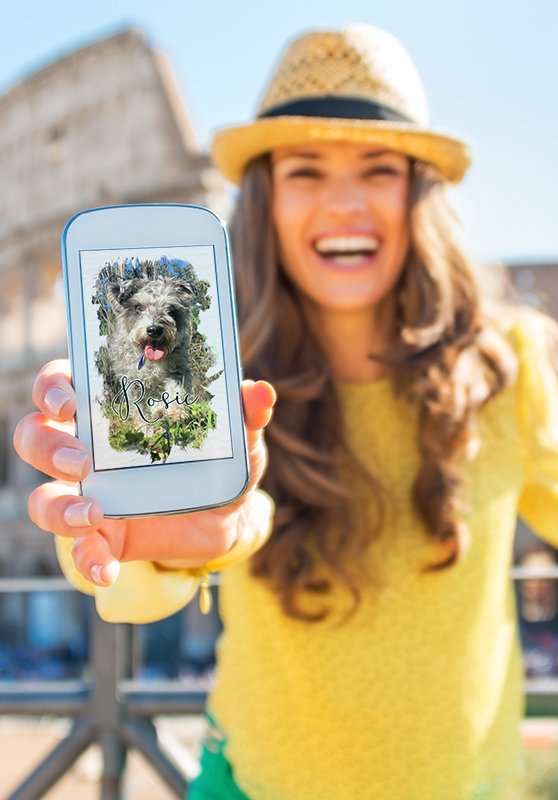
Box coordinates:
[514,312,558,545]
[54,489,275,623]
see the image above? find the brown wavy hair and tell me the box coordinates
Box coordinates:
[230,155,518,621]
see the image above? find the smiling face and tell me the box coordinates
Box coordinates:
[271,142,411,317]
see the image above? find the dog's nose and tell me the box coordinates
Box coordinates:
[146,325,164,338]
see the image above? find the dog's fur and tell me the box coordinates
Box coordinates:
[107,275,194,400]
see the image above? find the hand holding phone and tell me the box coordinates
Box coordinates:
[14,359,275,586]
[62,204,249,517]
[14,203,277,586]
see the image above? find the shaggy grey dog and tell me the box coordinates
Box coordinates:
[107,275,194,402]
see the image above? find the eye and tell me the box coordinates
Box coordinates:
[134,303,142,313]
[363,166,401,178]
[168,306,181,320]
[363,162,409,179]
[286,168,322,179]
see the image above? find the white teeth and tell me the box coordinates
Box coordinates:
[328,254,369,266]
[314,235,380,255]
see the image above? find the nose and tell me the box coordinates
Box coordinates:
[323,176,368,218]
[146,324,164,338]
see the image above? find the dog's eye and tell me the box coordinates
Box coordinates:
[134,304,142,313]
[168,306,181,320]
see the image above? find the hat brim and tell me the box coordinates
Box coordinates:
[211,116,471,185]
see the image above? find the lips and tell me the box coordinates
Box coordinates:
[313,234,380,266]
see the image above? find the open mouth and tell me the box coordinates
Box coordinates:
[313,235,380,266]
[143,342,166,362]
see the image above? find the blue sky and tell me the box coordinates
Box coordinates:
[2,0,556,263]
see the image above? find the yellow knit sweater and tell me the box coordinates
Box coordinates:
[56,312,558,800]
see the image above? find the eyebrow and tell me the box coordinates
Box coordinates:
[273,151,321,160]
[273,149,395,161]
[361,150,393,159]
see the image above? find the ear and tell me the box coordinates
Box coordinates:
[107,282,122,309]
[176,281,194,301]
[109,279,142,309]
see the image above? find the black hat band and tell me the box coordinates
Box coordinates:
[258,96,415,124]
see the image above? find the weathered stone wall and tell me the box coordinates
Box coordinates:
[0,28,227,575]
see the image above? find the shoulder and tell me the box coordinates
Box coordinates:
[488,304,557,376]
[489,305,558,433]
[497,303,555,339]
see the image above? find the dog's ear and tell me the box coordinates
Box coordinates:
[107,282,122,309]
[108,280,142,309]
[176,281,194,302]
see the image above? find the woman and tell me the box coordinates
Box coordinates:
[14,23,558,800]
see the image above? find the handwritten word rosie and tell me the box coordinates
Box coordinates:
[111,377,199,423]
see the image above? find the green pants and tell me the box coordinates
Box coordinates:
[188,716,250,800]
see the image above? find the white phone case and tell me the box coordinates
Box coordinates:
[61,204,248,517]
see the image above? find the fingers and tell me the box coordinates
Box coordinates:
[32,359,76,422]
[13,412,91,481]
[71,534,121,587]
[28,480,104,537]
[15,359,86,480]
[19,374,276,583]
[28,480,120,587]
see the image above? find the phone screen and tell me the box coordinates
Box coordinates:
[79,246,233,471]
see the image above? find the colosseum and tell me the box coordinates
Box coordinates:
[0,27,228,578]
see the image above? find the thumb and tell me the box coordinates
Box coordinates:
[241,380,276,490]
[242,379,276,442]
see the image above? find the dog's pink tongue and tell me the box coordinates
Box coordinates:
[144,344,165,362]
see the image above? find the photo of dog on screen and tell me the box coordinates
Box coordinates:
[91,256,222,463]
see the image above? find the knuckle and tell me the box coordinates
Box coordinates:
[12,417,26,454]
[71,535,103,579]
[28,484,60,533]
[13,414,29,454]
[13,413,42,459]
[71,534,95,562]
[70,540,88,575]
[27,486,43,526]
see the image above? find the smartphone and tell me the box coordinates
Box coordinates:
[61,204,248,517]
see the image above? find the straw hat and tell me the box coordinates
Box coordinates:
[211,24,471,185]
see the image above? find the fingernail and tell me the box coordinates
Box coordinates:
[90,565,104,585]
[53,447,88,477]
[64,502,93,527]
[105,561,121,584]
[44,387,71,417]
[90,561,120,587]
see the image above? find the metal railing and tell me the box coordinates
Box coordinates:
[2,568,558,799]
[0,579,206,800]
[512,564,558,716]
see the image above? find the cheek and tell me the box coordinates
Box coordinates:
[272,190,305,265]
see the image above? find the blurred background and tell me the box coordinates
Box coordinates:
[0,1,557,797]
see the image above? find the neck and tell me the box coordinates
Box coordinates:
[304,296,397,383]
